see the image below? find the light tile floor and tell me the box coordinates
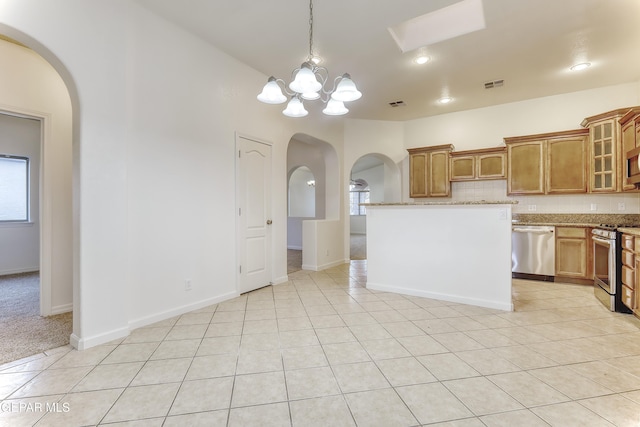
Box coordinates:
[2,261,640,426]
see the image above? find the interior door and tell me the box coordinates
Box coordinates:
[237,135,272,294]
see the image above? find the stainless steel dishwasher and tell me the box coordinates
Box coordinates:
[512,225,555,279]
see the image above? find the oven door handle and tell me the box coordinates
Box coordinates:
[592,235,613,244]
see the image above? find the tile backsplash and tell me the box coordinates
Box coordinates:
[445,180,640,214]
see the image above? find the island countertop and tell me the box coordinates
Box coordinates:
[362,200,518,206]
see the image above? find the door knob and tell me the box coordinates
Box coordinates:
[267,220,273,225]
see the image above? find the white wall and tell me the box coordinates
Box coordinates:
[0,39,73,315]
[404,83,640,151]
[0,114,40,275]
[0,0,346,349]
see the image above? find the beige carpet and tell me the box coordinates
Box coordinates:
[0,272,72,365]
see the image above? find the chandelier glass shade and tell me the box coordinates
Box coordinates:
[257,0,361,117]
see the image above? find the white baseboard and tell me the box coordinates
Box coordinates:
[51,303,72,315]
[0,267,39,276]
[128,291,240,331]
[70,326,129,351]
[366,282,513,312]
[69,291,241,351]
[302,259,346,272]
[273,275,289,285]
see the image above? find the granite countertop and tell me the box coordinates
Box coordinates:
[362,200,518,206]
[512,213,640,228]
[619,227,640,236]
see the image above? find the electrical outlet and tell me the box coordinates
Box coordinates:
[590,203,597,211]
[527,204,537,211]
[184,279,192,291]
[618,202,626,211]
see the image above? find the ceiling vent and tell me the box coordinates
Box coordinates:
[484,79,504,89]
[389,100,406,107]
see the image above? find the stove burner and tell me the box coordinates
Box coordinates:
[597,224,640,231]
[598,224,618,231]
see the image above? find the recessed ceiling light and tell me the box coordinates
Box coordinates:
[570,62,591,71]
[438,97,452,104]
[414,55,430,65]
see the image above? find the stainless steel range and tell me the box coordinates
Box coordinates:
[592,224,632,313]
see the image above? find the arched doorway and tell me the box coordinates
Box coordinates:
[0,32,76,361]
[286,166,316,273]
[348,153,401,260]
[286,133,341,273]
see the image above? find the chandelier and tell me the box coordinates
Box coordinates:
[256,0,362,117]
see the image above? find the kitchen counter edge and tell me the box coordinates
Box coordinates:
[362,200,518,206]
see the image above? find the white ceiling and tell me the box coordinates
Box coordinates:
[135,0,640,122]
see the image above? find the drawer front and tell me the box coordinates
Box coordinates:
[556,227,586,238]
[622,264,635,287]
[622,284,635,310]
[635,237,640,253]
[622,249,635,268]
[623,235,635,251]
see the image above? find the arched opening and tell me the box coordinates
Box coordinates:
[286,166,316,273]
[0,30,77,362]
[348,153,401,260]
[286,133,342,273]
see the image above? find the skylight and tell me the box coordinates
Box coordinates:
[388,0,486,53]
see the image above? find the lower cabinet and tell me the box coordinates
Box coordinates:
[555,227,592,281]
[621,234,636,311]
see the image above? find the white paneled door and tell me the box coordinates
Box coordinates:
[236,135,272,294]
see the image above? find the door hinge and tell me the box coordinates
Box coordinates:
[239,207,241,216]
[239,265,242,273]
[238,150,241,158]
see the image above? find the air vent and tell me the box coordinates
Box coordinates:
[389,100,406,107]
[484,79,504,89]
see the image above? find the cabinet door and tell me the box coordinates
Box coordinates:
[621,120,637,191]
[429,151,450,197]
[635,257,640,315]
[590,120,617,192]
[507,141,545,195]
[409,153,429,198]
[555,227,588,278]
[547,136,588,193]
[450,156,475,181]
[477,152,506,179]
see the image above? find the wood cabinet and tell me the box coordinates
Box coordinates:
[505,129,589,195]
[555,226,592,281]
[450,147,506,181]
[621,234,636,311]
[620,109,640,186]
[408,144,454,198]
[581,107,640,192]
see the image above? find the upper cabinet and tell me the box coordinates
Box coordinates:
[408,144,454,198]
[620,109,640,186]
[505,129,589,195]
[581,107,640,193]
[450,147,506,181]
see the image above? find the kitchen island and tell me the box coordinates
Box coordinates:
[364,201,517,311]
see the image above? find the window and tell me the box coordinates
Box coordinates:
[0,155,29,221]
[349,186,370,215]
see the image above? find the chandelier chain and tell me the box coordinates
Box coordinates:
[308,0,314,59]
